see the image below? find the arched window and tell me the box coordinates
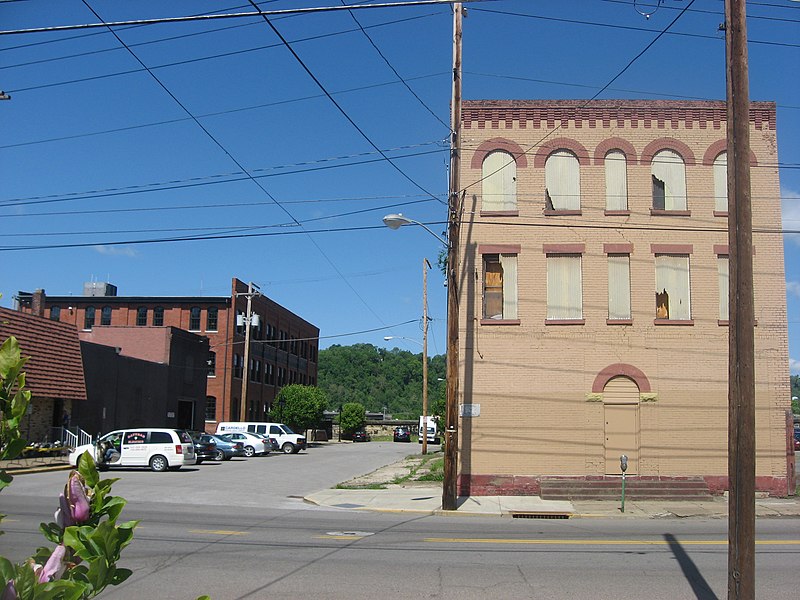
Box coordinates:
[153,306,164,326]
[713,152,728,213]
[189,306,201,331]
[206,307,218,331]
[604,150,628,211]
[101,306,112,326]
[481,150,517,211]
[651,150,687,210]
[84,306,95,330]
[545,150,580,210]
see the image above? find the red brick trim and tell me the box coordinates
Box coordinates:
[701,139,758,166]
[480,210,519,218]
[713,244,729,255]
[607,319,633,325]
[593,137,638,165]
[543,209,582,217]
[651,243,693,254]
[640,137,696,166]
[545,319,585,326]
[713,210,728,218]
[592,363,651,393]
[604,210,631,217]
[532,137,591,168]
[470,137,529,170]
[650,209,691,217]
[604,243,633,254]
[704,476,789,497]
[654,319,695,326]
[478,244,521,254]
[543,243,585,254]
[480,319,521,326]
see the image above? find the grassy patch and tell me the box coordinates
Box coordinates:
[415,456,444,481]
[334,482,387,490]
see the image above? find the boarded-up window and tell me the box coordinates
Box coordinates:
[655,254,691,320]
[718,255,729,321]
[481,150,516,211]
[608,254,631,320]
[482,253,518,319]
[713,152,728,213]
[545,150,580,210]
[651,150,686,210]
[605,150,628,211]
[547,254,582,319]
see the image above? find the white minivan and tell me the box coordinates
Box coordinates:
[216,422,306,454]
[69,428,196,472]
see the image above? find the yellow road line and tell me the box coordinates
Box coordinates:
[189,530,249,536]
[424,538,800,546]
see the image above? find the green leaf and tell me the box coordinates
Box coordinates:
[0,469,13,491]
[39,521,64,545]
[85,556,109,592]
[1,438,26,461]
[14,562,36,600]
[77,452,99,487]
[111,568,132,585]
[38,580,89,600]
[0,557,15,583]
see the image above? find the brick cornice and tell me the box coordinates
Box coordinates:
[533,137,590,168]
[470,137,529,170]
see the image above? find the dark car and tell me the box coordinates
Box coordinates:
[794,428,800,452]
[190,432,218,465]
[352,430,370,442]
[207,434,242,460]
[393,426,411,442]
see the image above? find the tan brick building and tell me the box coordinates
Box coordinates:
[457,100,792,497]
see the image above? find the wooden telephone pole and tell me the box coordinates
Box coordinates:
[422,257,431,456]
[725,1,756,598]
[442,1,463,511]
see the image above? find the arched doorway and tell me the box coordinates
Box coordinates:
[603,376,640,474]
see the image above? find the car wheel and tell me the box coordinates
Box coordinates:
[214,449,225,461]
[196,458,204,465]
[244,445,255,457]
[282,442,295,454]
[150,455,168,472]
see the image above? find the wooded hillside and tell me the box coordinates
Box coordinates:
[318,344,446,420]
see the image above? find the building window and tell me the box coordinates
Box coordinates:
[189,306,201,331]
[545,150,580,211]
[233,354,243,379]
[482,253,518,320]
[718,255,729,321]
[265,363,274,385]
[655,254,691,320]
[136,307,147,327]
[84,306,95,330]
[604,150,628,211]
[205,396,216,422]
[49,306,61,321]
[153,306,164,326]
[651,150,687,211]
[713,152,728,213]
[99,306,112,326]
[252,360,261,383]
[608,254,631,321]
[207,351,216,377]
[547,254,583,320]
[481,150,517,212]
[207,307,218,331]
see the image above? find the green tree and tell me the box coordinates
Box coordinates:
[276,384,327,437]
[791,374,799,414]
[340,402,365,436]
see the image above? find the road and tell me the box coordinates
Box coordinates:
[1,442,798,600]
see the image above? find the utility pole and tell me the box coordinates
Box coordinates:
[237,282,261,422]
[725,1,755,598]
[443,1,463,511]
[422,257,431,456]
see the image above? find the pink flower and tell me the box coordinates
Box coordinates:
[64,471,91,524]
[0,581,17,600]
[55,492,75,529]
[35,544,67,583]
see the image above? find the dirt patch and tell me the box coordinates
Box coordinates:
[336,451,444,489]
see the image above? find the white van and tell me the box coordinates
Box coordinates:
[216,422,306,454]
[69,428,195,472]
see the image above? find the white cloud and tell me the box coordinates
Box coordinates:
[788,281,800,299]
[790,358,800,375]
[92,245,138,257]
[782,185,800,246]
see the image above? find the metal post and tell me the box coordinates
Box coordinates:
[442,1,463,511]
[725,1,755,598]
[422,257,431,455]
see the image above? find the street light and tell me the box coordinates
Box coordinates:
[235,282,261,421]
[383,210,459,509]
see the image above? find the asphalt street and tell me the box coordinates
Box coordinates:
[1,442,798,600]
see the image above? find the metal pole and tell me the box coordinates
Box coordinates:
[621,472,626,514]
[239,283,254,421]
[422,258,430,456]
[725,1,755,598]
[442,1,462,511]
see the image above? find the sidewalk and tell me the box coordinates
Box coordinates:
[304,452,800,519]
[0,456,72,474]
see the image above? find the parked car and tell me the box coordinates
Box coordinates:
[352,430,370,442]
[207,434,243,460]
[218,431,269,457]
[250,432,280,451]
[69,428,195,472]
[393,426,411,442]
[794,428,800,452]
[216,422,307,454]
[189,432,218,464]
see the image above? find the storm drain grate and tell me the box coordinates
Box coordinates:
[511,512,571,520]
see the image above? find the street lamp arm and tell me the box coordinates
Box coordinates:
[383,335,423,347]
[382,213,447,246]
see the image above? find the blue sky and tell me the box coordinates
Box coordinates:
[1,0,798,372]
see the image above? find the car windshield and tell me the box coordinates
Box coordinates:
[280,425,295,434]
